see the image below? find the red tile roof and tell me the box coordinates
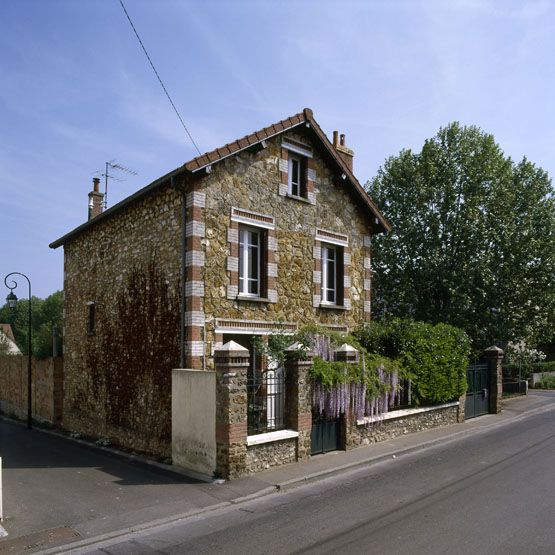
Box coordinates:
[50,108,389,248]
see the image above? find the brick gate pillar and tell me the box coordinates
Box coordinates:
[483,346,504,414]
[215,341,250,479]
[285,343,313,461]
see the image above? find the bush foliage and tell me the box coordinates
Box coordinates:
[536,374,555,389]
[354,318,470,405]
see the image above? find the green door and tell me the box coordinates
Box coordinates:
[465,363,489,419]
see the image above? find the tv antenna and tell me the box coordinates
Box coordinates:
[95,160,138,209]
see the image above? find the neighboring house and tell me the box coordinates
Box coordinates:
[0,324,22,355]
[49,108,390,475]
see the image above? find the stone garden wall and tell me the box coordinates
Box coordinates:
[0,355,63,424]
[346,403,460,448]
[246,438,297,473]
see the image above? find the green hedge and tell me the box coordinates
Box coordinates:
[354,318,470,405]
[536,374,555,389]
[503,361,555,379]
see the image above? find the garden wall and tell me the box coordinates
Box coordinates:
[0,355,63,424]
[346,402,460,448]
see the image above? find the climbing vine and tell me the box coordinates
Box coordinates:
[256,324,410,421]
[84,261,180,454]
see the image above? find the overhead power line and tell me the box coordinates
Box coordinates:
[118,0,202,156]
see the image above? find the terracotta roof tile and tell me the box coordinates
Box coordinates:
[50,108,389,248]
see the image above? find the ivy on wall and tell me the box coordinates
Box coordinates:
[83,261,180,454]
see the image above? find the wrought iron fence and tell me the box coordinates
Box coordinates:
[247,368,285,435]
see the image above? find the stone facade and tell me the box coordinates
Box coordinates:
[62,184,183,457]
[53,111,385,465]
[203,134,372,347]
[346,404,460,448]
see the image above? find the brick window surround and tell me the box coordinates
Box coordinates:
[313,228,351,310]
[278,137,316,204]
[227,207,278,303]
[363,234,372,321]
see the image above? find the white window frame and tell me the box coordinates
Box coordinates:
[288,153,306,198]
[321,243,338,305]
[239,225,262,297]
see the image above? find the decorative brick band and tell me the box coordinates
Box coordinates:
[316,228,349,247]
[231,207,275,230]
[363,236,372,321]
[342,245,351,310]
[215,318,297,335]
[185,188,206,368]
[313,239,322,308]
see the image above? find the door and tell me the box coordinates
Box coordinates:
[311,414,342,455]
[465,363,489,419]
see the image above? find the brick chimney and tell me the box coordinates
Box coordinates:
[332,130,354,172]
[88,177,104,220]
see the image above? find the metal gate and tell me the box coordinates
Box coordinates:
[311,415,342,455]
[465,362,489,419]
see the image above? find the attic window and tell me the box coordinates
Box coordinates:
[288,154,307,198]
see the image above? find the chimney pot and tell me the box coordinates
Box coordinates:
[93,177,100,192]
[333,130,339,147]
[340,134,345,146]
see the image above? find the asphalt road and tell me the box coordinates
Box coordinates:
[72,405,555,555]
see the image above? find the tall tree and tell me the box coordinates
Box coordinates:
[0,290,63,357]
[368,122,555,350]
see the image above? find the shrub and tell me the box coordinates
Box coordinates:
[503,361,555,380]
[536,374,555,389]
[355,318,470,405]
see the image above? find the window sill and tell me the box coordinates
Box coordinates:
[236,295,271,303]
[319,303,348,311]
[286,193,312,204]
[247,429,299,446]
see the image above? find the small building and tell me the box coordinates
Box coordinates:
[0,324,22,355]
[49,108,390,476]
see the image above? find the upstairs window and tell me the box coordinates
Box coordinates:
[239,226,263,297]
[288,154,307,198]
[321,244,344,305]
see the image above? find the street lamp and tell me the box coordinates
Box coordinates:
[4,272,33,429]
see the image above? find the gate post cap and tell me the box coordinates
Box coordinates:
[216,340,249,354]
[335,343,358,353]
[483,345,504,356]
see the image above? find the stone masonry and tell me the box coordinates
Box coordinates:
[53,110,385,463]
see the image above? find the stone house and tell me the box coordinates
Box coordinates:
[49,108,391,477]
[0,324,22,355]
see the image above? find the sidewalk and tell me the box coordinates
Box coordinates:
[0,391,553,554]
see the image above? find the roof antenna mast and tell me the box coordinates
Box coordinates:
[96,160,138,209]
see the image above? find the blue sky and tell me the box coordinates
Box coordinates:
[1,0,554,297]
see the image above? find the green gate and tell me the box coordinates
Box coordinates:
[311,415,342,455]
[465,362,489,419]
